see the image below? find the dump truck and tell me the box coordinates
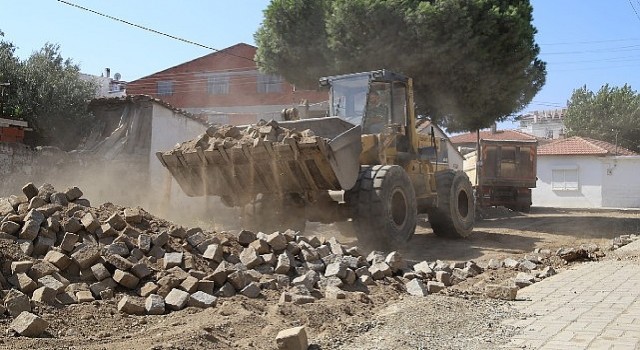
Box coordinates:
[463,139,537,212]
[156,70,474,247]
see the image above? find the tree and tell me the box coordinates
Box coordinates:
[564,84,640,152]
[255,0,546,132]
[0,32,97,149]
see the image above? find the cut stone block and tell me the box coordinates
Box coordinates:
[31,286,57,304]
[117,295,145,315]
[90,263,111,281]
[44,250,71,270]
[10,311,48,337]
[275,326,308,350]
[5,289,31,317]
[113,269,140,289]
[163,252,183,269]
[76,290,95,303]
[145,294,165,315]
[165,288,190,311]
[188,291,217,308]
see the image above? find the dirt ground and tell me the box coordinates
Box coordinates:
[1,206,638,350]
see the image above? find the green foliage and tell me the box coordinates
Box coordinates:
[564,84,640,152]
[255,0,546,132]
[0,33,97,149]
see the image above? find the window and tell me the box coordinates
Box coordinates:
[552,168,579,191]
[157,81,174,96]
[257,74,283,93]
[208,75,229,95]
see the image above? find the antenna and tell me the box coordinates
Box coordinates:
[114,73,121,81]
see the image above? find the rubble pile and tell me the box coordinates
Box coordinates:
[612,234,639,249]
[0,182,493,338]
[171,119,317,153]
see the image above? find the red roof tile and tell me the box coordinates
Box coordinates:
[537,136,637,156]
[449,129,537,144]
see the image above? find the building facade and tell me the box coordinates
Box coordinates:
[126,43,328,125]
[515,109,567,140]
[534,136,640,208]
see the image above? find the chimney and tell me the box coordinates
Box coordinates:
[105,68,111,78]
[490,122,497,134]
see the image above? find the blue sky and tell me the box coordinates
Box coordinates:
[1,0,640,127]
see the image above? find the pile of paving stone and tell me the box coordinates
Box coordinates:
[0,182,489,338]
[171,119,318,154]
[611,234,639,249]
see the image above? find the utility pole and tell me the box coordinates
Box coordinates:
[0,82,9,118]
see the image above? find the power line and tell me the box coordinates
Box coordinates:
[629,0,640,24]
[55,0,256,63]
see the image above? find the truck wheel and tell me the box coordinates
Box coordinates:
[427,170,474,238]
[347,165,417,248]
[243,194,306,234]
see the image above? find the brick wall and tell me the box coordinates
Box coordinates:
[127,43,328,125]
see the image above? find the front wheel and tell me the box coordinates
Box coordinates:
[346,165,417,248]
[427,170,475,238]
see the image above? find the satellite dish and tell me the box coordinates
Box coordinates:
[114,73,121,80]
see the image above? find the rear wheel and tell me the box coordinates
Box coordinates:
[243,194,306,234]
[427,170,475,238]
[345,165,417,248]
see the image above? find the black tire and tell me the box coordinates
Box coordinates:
[427,170,475,238]
[346,165,417,248]
[243,194,306,234]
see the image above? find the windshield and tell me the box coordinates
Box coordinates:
[329,75,369,125]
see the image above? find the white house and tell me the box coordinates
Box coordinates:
[533,136,640,208]
[416,120,464,170]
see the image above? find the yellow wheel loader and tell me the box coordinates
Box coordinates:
[157,70,474,247]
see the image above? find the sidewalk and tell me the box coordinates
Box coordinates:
[503,240,640,350]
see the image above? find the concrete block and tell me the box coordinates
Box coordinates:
[10,311,48,337]
[180,276,199,293]
[275,326,308,350]
[216,282,236,297]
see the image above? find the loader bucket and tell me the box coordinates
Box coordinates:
[156,117,362,204]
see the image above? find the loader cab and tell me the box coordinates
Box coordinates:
[321,70,411,134]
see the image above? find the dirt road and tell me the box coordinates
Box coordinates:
[1,207,638,350]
